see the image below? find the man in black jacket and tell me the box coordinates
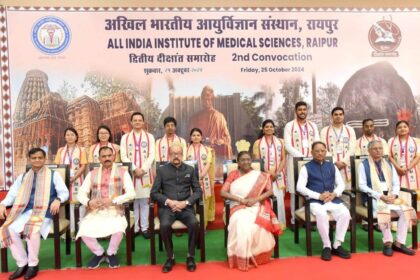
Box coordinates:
[151,142,202,273]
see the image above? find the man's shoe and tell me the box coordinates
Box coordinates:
[8,265,27,280]
[87,254,105,269]
[321,247,332,261]
[331,246,351,259]
[107,254,120,268]
[162,258,175,273]
[392,242,416,256]
[186,257,196,272]
[383,244,393,256]
[23,266,38,280]
[142,231,151,239]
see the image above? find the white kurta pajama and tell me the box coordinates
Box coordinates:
[297,165,350,249]
[358,160,416,244]
[77,165,135,256]
[284,120,320,224]
[120,130,155,232]
[0,171,69,267]
[321,125,356,190]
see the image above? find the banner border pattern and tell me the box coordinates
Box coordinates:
[0,5,12,190]
[3,7,420,12]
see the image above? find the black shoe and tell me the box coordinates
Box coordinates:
[321,247,332,261]
[9,265,27,280]
[107,254,119,268]
[142,230,151,239]
[23,266,38,280]
[162,258,175,273]
[383,244,393,256]
[186,257,196,272]
[332,246,351,259]
[392,242,416,256]
[374,224,382,232]
[87,253,105,269]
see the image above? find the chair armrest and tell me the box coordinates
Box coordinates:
[342,190,355,199]
[270,195,278,216]
[400,188,417,210]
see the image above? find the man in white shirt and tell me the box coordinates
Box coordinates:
[358,140,417,256]
[77,146,136,269]
[120,112,155,239]
[297,142,351,261]
[284,101,320,226]
[0,148,69,280]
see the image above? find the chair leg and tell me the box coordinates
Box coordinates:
[274,235,279,258]
[158,233,163,252]
[125,228,132,266]
[294,221,299,244]
[305,221,312,256]
[54,232,61,269]
[200,221,205,263]
[1,247,8,272]
[131,227,135,252]
[368,220,374,252]
[351,219,356,253]
[150,231,156,265]
[65,229,71,255]
[328,224,334,243]
[412,220,418,249]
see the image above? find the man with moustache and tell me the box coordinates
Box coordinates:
[297,142,351,261]
[151,143,202,273]
[76,146,136,269]
[284,101,320,226]
[358,140,417,256]
[356,118,389,156]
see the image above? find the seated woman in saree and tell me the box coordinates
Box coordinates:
[220,151,281,271]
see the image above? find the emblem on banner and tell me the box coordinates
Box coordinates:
[368,17,401,57]
[32,16,71,55]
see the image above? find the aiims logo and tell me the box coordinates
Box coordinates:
[368,16,401,57]
[32,16,71,55]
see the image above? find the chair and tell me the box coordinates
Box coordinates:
[293,157,356,256]
[149,160,205,265]
[1,164,71,272]
[222,159,279,258]
[350,155,418,251]
[74,162,135,267]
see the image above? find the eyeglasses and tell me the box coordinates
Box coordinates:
[98,132,110,135]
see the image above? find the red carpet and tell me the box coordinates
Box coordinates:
[8,251,419,280]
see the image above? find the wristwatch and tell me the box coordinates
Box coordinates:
[55,197,62,203]
[185,200,190,206]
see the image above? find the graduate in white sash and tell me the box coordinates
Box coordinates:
[355,118,388,156]
[54,127,87,235]
[120,112,155,238]
[88,125,121,163]
[320,107,356,190]
[253,119,286,229]
[284,101,319,225]
[155,117,187,162]
[388,120,420,209]
[186,128,216,228]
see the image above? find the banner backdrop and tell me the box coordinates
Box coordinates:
[1,6,420,189]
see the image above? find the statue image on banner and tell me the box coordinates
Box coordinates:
[337,61,420,138]
[187,86,233,161]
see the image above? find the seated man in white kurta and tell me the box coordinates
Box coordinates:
[0,148,69,280]
[77,146,135,269]
[358,140,417,257]
[296,141,351,261]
